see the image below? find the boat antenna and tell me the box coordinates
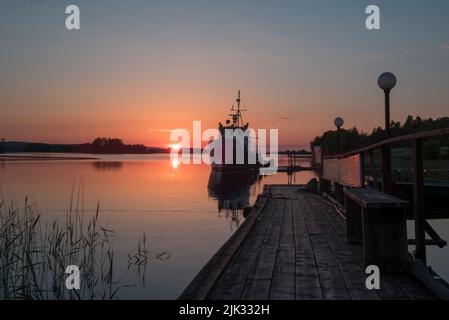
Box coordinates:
[228,90,247,127]
[236,90,246,127]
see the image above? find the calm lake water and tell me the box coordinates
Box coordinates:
[0,153,316,299]
[1,153,448,299]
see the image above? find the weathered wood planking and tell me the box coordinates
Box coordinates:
[344,187,409,209]
[179,185,436,300]
[240,199,284,299]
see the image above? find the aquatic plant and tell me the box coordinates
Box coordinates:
[0,182,170,300]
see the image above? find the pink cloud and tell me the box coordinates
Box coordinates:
[441,45,449,50]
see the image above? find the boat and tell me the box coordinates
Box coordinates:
[207,169,261,229]
[210,90,262,173]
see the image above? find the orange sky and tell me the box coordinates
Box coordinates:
[1,1,449,150]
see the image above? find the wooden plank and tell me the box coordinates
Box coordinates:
[179,195,268,300]
[393,273,435,300]
[327,198,405,300]
[293,197,323,299]
[301,196,324,236]
[240,199,284,299]
[269,199,296,300]
[344,187,409,209]
[310,234,351,300]
[181,185,437,301]
[209,199,276,299]
[376,273,409,300]
[316,197,346,237]
[312,194,409,300]
[306,195,380,300]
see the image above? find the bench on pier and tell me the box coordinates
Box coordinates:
[344,187,409,272]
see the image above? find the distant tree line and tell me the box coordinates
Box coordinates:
[310,115,449,159]
[2,138,169,154]
[76,138,148,154]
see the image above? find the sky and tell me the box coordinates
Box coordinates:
[1,0,449,150]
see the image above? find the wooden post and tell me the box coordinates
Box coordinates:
[334,183,344,204]
[413,138,426,264]
[381,145,393,194]
[362,207,408,272]
[344,188,409,271]
[321,178,331,194]
[345,195,363,243]
[369,149,377,189]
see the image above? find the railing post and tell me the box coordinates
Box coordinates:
[321,178,331,194]
[369,149,378,188]
[334,182,344,204]
[381,145,393,194]
[384,89,391,137]
[413,138,426,263]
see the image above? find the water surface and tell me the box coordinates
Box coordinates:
[0,153,316,299]
[1,153,448,298]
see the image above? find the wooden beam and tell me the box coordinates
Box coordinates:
[408,239,447,248]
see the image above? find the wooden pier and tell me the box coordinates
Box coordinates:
[179,185,436,300]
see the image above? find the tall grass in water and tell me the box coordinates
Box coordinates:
[1,182,123,300]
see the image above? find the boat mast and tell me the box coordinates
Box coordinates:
[235,90,245,127]
[236,90,241,127]
[228,90,246,127]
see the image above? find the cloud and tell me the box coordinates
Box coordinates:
[440,45,449,50]
[144,128,173,134]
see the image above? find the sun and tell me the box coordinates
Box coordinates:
[171,158,180,169]
[168,144,182,152]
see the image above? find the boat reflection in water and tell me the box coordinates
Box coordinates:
[207,169,261,231]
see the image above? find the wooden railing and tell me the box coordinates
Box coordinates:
[320,127,449,264]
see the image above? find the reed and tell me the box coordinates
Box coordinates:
[0,181,165,300]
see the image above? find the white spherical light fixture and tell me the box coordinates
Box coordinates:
[378,72,397,91]
[334,117,344,129]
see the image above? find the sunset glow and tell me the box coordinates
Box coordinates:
[1,0,449,303]
[168,144,183,152]
[1,1,449,150]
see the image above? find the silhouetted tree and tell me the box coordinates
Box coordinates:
[91,138,125,153]
[311,115,449,156]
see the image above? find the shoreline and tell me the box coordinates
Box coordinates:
[0,155,100,161]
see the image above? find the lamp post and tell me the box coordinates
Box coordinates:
[378,72,397,137]
[334,117,344,155]
[378,72,397,193]
[333,117,345,204]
